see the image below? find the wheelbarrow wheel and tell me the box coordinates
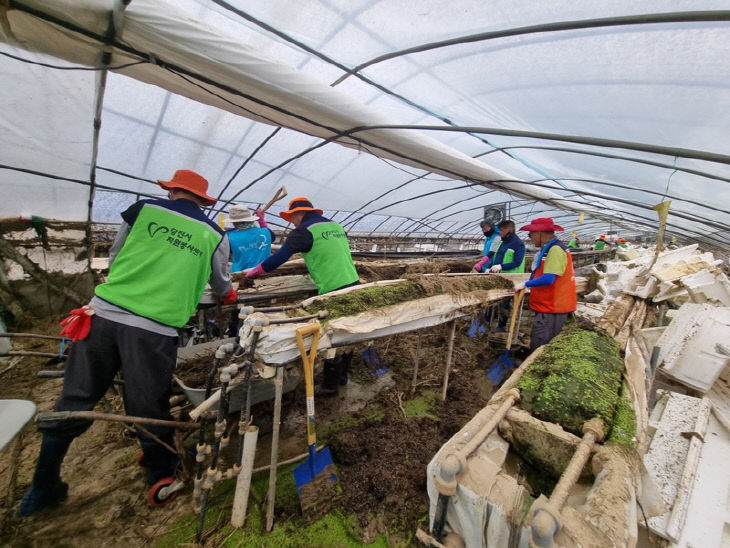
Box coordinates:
[148,477,178,506]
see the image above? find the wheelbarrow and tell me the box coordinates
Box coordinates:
[174,337,302,414]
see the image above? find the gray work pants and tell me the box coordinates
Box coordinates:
[530,311,569,351]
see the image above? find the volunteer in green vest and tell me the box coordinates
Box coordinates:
[19,170,237,517]
[245,196,360,395]
[594,234,607,250]
[485,220,525,331]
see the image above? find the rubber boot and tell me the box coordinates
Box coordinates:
[18,434,72,517]
[139,439,179,486]
[338,352,352,386]
[316,358,339,397]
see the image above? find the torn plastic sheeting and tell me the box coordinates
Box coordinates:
[325,291,513,346]
[252,321,331,365]
[426,429,525,548]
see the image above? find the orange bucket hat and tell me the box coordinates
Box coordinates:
[279,196,323,222]
[158,170,216,206]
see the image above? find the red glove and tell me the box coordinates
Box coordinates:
[473,256,489,272]
[222,287,239,305]
[59,306,94,342]
[254,209,267,228]
[244,263,265,279]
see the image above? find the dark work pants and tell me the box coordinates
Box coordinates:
[39,315,178,482]
[529,312,569,351]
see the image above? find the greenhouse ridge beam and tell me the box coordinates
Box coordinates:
[482,146,730,185]
[345,125,730,166]
[332,11,730,85]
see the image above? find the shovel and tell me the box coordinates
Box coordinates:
[292,323,338,520]
[362,346,388,377]
[260,185,288,213]
[487,289,525,385]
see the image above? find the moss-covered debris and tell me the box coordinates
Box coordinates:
[304,275,513,320]
[517,326,624,437]
[607,389,637,445]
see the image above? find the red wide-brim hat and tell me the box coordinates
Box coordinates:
[519,217,564,232]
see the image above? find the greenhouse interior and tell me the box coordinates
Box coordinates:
[1,1,729,547]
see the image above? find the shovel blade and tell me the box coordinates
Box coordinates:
[486,352,515,385]
[362,347,388,377]
[293,446,335,490]
[293,446,338,521]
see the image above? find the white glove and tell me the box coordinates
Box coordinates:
[488,264,502,273]
[514,282,526,292]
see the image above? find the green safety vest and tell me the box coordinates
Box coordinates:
[95,204,223,327]
[568,239,577,249]
[594,240,606,250]
[302,221,359,294]
[494,242,525,273]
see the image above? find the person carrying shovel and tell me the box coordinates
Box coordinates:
[18,170,238,516]
[226,204,276,336]
[244,196,360,396]
[514,217,576,351]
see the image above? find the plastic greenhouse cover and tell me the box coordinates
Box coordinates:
[1,0,729,250]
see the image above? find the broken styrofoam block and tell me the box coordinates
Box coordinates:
[680,269,730,306]
[655,303,730,392]
[584,289,604,303]
[644,391,711,542]
[669,413,730,548]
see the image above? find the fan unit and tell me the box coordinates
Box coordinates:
[483,203,507,225]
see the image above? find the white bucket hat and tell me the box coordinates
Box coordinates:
[228,204,258,223]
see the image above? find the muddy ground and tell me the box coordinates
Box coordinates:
[0,314,508,547]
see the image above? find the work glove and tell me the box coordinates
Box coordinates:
[514,281,526,292]
[488,264,502,273]
[222,287,239,305]
[244,263,265,279]
[254,209,267,228]
[59,305,94,342]
[473,256,489,272]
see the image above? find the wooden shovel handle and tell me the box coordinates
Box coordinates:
[260,186,288,213]
[505,289,525,351]
[295,322,321,394]
[295,322,321,446]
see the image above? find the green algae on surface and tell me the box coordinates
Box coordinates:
[305,280,426,320]
[304,275,513,321]
[516,326,624,437]
[404,390,440,420]
[607,389,637,446]
[155,463,389,548]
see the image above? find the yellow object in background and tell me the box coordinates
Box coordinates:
[217,213,226,230]
[578,211,584,223]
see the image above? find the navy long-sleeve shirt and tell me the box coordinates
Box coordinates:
[492,231,525,271]
[261,211,326,272]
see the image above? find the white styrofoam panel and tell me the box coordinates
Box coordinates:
[657,303,730,392]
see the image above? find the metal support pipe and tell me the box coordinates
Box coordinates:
[432,388,520,541]
[530,418,605,548]
[441,321,457,401]
[411,330,422,395]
